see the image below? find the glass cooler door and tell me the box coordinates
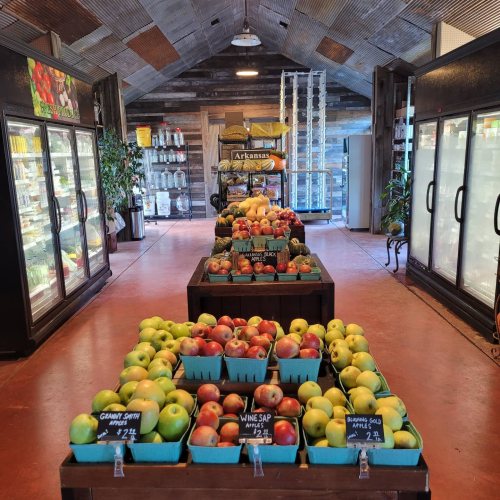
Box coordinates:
[47,126,88,296]
[7,119,63,322]
[75,129,107,277]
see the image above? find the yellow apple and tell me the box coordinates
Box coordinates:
[323,387,346,407]
[139,319,156,332]
[356,371,381,393]
[348,386,374,404]
[327,319,345,334]
[340,366,361,390]
[289,318,308,336]
[312,437,329,447]
[381,424,395,449]
[331,346,352,370]
[307,324,325,340]
[330,338,349,352]
[347,335,369,353]
[345,324,364,336]
[394,430,417,449]
[377,396,406,417]
[139,327,157,343]
[325,418,347,447]
[333,406,350,419]
[376,406,403,431]
[298,381,322,404]
[303,408,329,438]
[286,333,302,344]
[351,352,376,372]
[353,393,378,414]
[325,328,344,346]
[306,396,334,418]
[248,316,263,326]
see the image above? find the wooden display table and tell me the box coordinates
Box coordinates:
[187,254,334,326]
[215,224,306,243]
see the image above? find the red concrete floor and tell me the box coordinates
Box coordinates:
[0,219,499,499]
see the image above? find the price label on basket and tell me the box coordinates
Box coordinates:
[345,415,385,444]
[97,412,141,443]
[238,412,274,444]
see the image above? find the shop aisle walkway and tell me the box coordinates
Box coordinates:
[0,219,498,500]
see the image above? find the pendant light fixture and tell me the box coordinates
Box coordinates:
[231,0,261,47]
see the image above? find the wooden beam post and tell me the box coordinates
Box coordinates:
[200,110,213,217]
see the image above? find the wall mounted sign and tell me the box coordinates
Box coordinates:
[231,149,270,161]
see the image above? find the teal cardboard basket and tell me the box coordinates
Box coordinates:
[194,396,248,417]
[225,345,271,382]
[128,420,191,463]
[246,417,299,463]
[277,272,298,281]
[340,372,390,396]
[188,418,242,463]
[251,235,267,248]
[231,270,252,282]
[277,355,321,383]
[299,267,321,281]
[254,272,275,281]
[367,421,423,466]
[374,393,408,421]
[267,238,287,251]
[207,272,230,282]
[303,428,359,465]
[180,354,222,380]
[233,239,251,252]
[69,442,125,463]
[284,230,291,239]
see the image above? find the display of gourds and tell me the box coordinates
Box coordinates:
[293,255,317,268]
[288,238,310,257]
[221,125,249,141]
[211,237,232,256]
[219,159,275,171]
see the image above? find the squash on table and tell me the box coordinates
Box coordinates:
[261,196,271,214]
[256,206,266,221]
[252,197,262,208]
[227,202,240,210]
[239,200,251,213]
[266,210,277,222]
[216,217,227,227]
[269,154,286,170]
[246,204,258,222]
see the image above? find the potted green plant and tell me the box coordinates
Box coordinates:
[380,166,412,236]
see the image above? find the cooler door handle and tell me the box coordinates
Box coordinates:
[494,194,500,235]
[454,186,465,223]
[81,190,88,222]
[426,181,435,213]
[53,196,62,234]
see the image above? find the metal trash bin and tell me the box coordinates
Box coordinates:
[130,205,145,241]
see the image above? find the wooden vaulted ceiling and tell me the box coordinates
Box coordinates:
[0,0,498,103]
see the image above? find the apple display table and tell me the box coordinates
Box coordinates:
[215,224,306,243]
[187,254,334,327]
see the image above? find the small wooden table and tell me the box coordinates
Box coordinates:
[187,253,334,327]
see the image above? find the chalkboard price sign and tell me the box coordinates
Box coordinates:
[97,412,142,442]
[345,415,385,444]
[239,412,274,443]
[237,250,278,267]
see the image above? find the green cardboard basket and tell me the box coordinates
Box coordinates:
[188,418,242,463]
[254,272,275,281]
[207,272,230,282]
[128,419,191,463]
[231,270,252,282]
[374,393,408,421]
[233,239,251,252]
[194,396,248,417]
[277,272,298,281]
[251,235,267,248]
[180,354,222,380]
[367,421,423,466]
[267,238,287,251]
[69,442,125,463]
[303,428,359,465]
[299,267,321,281]
[246,417,299,463]
[224,345,271,382]
[277,354,321,383]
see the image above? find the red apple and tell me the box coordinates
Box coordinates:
[282,225,290,232]
[180,338,199,356]
[246,346,267,359]
[276,263,287,273]
[197,384,220,404]
[299,348,320,359]
[263,265,275,274]
[241,265,253,275]
[276,337,300,359]
[233,318,247,327]
[243,341,250,354]
[253,385,264,406]
[193,336,207,351]
[250,335,271,352]
[239,325,259,341]
[299,264,311,273]
[253,262,264,274]
[236,219,246,225]
[232,231,240,239]
[287,261,297,269]
[260,385,283,408]
[238,224,247,232]
[293,220,302,226]
[225,339,247,358]
[239,231,250,240]
[300,332,321,350]
[220,261,232,272]
[286,267,298,274]
[202,341,223,357]
[196,410,219,430]
[218,316,235,330]
[276,397,301,417]
[191,322,210,339]
[219,422,239,445]
[274,420,297,446]
[190,426,218,447]
[262,226,274,236]
[257,320,277,338]
[210,325,233,347]
[223,413,238,418]
[223,394,245,414]
[261,333,274,342]
[217,442,235,447]
[251,222,261,228]
[234,270,242,275]
[217,269,229,275]
[200,401,224,417]
[274,228,285,237]
[250,227,262,236]
[207,261,220,274]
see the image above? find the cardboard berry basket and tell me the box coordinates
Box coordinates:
[224,344,272,383]
[180,354,223,380]
[277,353,321,383]
[303,428,359,465]
[69,442,125,463]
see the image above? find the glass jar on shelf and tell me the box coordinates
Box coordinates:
[173,128,184,147]
[177,150,186,162]
[176,192,189,213]
[166,169,174,188]
[169,149,175,163]
[173,167,186,188]
[152,134,158,147]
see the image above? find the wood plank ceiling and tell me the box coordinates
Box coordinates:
[0,0,498,103]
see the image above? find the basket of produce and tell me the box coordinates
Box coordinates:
[299,266,321,280]
[275,336,321,383]
[194,391,248,417]
[224,337,272,383]
[338,369,390,396]
[231,270,252,282]
[69,442,125,463]
[205,257,232,282]
[331,351,380,377]
[251,235,267,248]
[252,386,303,418]
[180,341,223,380]
[303,427,359,465]
[276,262,299,281]
[267,238,287,251]
[233,239,251,252]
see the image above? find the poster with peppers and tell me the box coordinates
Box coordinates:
[27,58,80,123]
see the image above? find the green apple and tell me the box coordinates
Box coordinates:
[306,396,333,418]
[162,339,181,356]
[197,313,217,326]
[184,321,195,329]
[318,338,324,351]
[356,371,381,393]
[154,349,178,366]
[134,342,156,360]
[331,346,352,370]
[307,324,325,340]
[323,387,347,407]
[376,406,403,431]
[289,318,308,336]
[131,379,166,409]
[276,326,285,340]
[302,408,329,438]
[248,316,263,326]
[353,393,378,414]
[272,321,281,328]
[327,319,345,334]
[148,358,173,372]
[124,350,150,369]
[69,414,98,444]
[92,390,121,413]
[119,366,148,386]
[103,403,127,412]
[155,377,176,398]
[394,430,417,449]
[377,396,406,417]
[339,366,361,390]
[139,327,157,343]
[127,398,160,434]
[147,365,172,380]
[312,437,329,447]
[344,334,356,345]
[170,323,190,339]
[297,380,322,404]
[165,389,195,414]
[333,406,350,419]
[119,381,139,405]
[330,339,349,351]
[381,424,395,449]
[139,319,157,332]
[325,328,344,346]
[347,336,369,353]
[158,403,190,441]
[345,324,364,336]
[159,320,175,331]
[348,387,374,404]
[140,431,164,443]
[151,330,173,351]
[351,352,376,372]
[325,418,347,447]
[150,316,164,329]
[286,333,302,344]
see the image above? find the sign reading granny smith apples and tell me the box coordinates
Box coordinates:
[346,415,384,444]
[239,412,274,444]
[97,412,142,442]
